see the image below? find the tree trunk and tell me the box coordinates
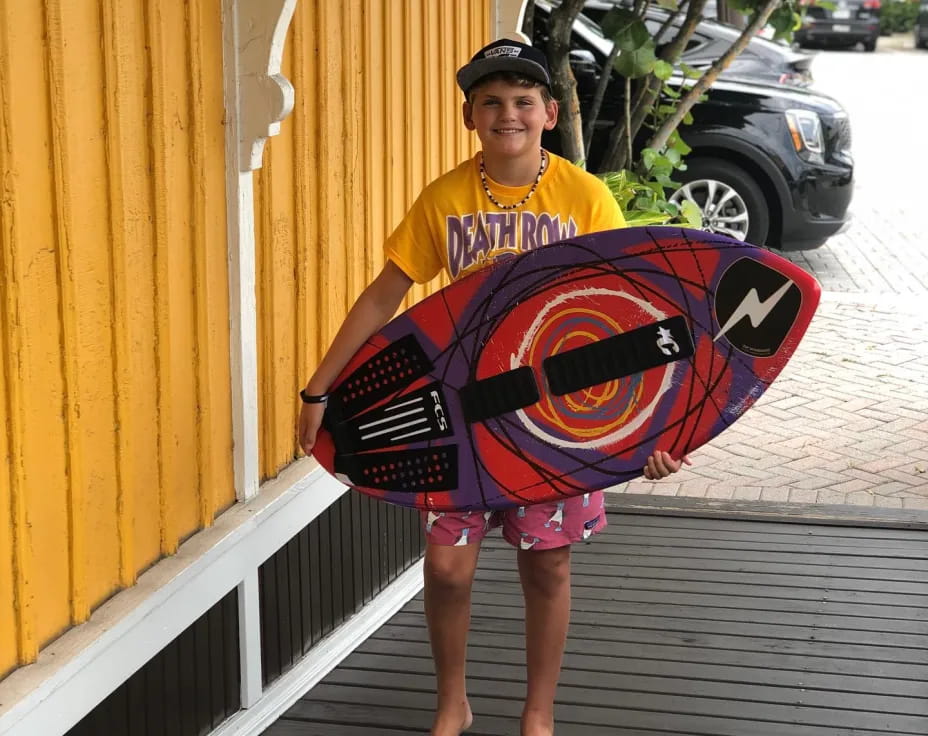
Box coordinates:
[646,0,782,154]
[583,42,620,154]
[546,0,587,165]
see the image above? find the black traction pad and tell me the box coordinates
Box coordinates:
[543,316,694,396]
[334,446,458,493]
[326,334,432,425]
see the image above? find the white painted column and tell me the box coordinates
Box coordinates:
[221,0,297,710]
[221,0,297,503]
[237,570,264,708]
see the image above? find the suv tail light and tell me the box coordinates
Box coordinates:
[862,0,881,8]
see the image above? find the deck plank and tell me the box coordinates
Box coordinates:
[267,511,928,735]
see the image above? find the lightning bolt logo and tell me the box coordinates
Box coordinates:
[714,279,794,343]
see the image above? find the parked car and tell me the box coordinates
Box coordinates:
[533,1,854,250]
[579,0,815,86]
[916,1,928,48]
[794,0,882,51]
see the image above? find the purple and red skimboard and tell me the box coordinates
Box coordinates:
[312,227,820,511]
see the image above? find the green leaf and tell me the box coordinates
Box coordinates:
[614,42,657,79]
[601,8,652,50]
[653,60,674,81]
[601,7,634,39]
[641,148,659,170]
[680,199,703,228]
[679,63,703,80]
[647,180,666,197]
[625,211,673,227]
[670,133,692,156]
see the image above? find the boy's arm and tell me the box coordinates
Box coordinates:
[298,260,414,454]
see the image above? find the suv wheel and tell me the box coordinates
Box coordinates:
[670,158,770,246]
[863,39,877,51]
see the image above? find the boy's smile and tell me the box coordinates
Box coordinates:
[463,79,558,181]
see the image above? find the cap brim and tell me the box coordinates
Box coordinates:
[456,58,551,94]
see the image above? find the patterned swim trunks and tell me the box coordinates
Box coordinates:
[420,491,607,550]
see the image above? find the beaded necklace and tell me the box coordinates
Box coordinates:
[479,149,548,210]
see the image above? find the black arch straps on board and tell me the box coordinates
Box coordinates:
[543,315,694,396]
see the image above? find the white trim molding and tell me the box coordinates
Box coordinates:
[235,0,297,172]
[0,463,423,736]
[221,0,297,502]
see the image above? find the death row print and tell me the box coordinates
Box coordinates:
[446,211,578,279]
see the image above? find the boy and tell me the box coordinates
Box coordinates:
[298,39,689,736]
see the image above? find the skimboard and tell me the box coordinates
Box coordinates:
[312,227,820,511]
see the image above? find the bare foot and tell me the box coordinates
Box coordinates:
[521,706,554,736]
[430,699,473,736]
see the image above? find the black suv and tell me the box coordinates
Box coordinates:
[533,3,854,250]
[794,0,882,51]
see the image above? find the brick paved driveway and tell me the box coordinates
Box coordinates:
[612,36,928,510]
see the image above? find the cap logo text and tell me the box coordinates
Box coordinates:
[483,45,522,59]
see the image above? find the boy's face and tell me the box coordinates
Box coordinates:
[462,80,558,162]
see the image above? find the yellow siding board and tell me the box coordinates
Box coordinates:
[0,325,15,676]
[100,0,162,576]
[0,3,27,674]
[257,0,487,479]
[147,0,200,551]
[0,0,18,677]
[190,0,235,519]
[2,0,72,659]
[292,6,312,437]
[187,0,214,529]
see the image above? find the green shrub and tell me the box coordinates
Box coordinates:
[880,0,919,33]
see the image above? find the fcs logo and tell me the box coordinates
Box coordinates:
[714,258,801,357]
[430,390,448,431]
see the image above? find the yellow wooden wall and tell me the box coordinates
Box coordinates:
[0,0,234,678]
[256,0,490,479]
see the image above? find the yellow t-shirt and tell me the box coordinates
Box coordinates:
[384,152,626,283]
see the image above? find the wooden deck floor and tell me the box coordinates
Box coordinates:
[265,505,928,735]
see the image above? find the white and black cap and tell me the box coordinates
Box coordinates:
[456,39,552,95]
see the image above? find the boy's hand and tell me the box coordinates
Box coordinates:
[643,450,692,480]
[298,401,327,456]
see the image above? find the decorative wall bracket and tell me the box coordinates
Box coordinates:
[234,0,297,172]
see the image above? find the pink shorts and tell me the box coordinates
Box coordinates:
[420,491,607,550]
